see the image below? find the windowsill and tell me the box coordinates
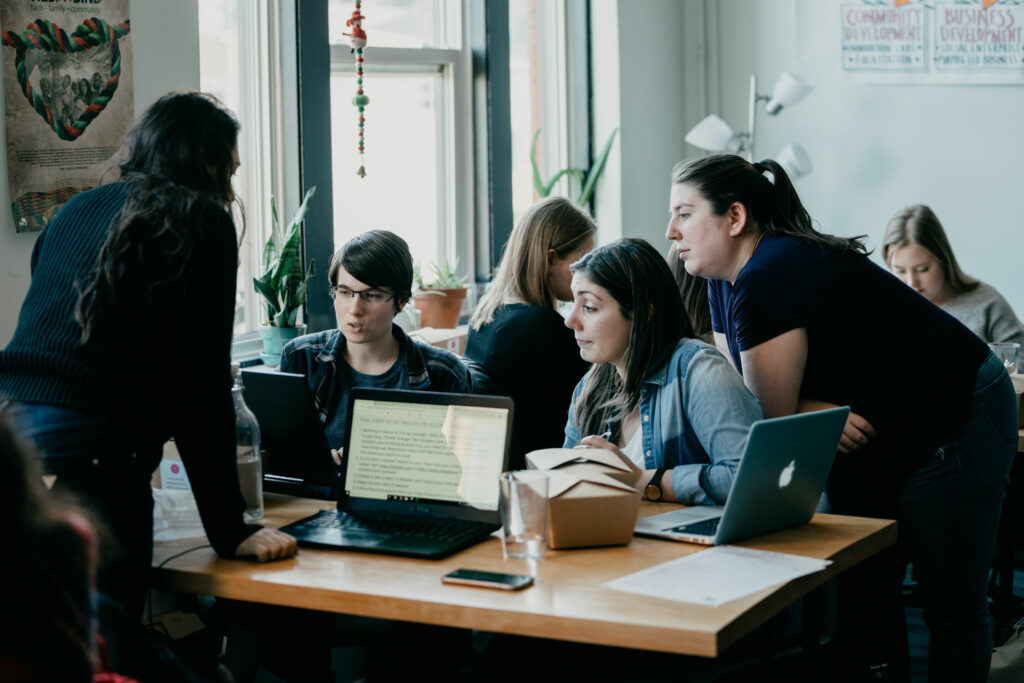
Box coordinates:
[231,330,265,365]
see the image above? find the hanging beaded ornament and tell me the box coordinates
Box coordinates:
[344,1,368,177]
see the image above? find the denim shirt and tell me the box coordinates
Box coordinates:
[563,339,761,505]
[281,323,472,438]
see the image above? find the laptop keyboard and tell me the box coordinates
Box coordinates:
[304,510,485,543]
[669,517,721,537]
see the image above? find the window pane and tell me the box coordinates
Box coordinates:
[330,71,445,270]
[509,1,568,223]
[328,0,449,49]
[199,2,263,337]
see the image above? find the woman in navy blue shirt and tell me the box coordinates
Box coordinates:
[666,153,1015,683]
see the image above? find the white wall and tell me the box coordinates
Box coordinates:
[706,0,1024,314]
[0,1,200,346]
[590,0,694,251]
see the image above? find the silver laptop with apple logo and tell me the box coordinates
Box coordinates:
[634,407,849,546]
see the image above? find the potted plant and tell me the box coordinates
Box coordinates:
[413,260,468,329]
[530,127,618,205]
[253,186,317,366]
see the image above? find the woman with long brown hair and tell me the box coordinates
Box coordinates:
[0,92,296,621]
[882,204,1024,359]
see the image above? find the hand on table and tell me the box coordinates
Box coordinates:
[234,528,298,562]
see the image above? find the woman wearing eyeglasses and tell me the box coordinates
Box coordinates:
[281,230,471,455]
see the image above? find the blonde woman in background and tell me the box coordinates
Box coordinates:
[883,204,1024,359]
[465,196,595,468]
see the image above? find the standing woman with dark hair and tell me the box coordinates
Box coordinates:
[563,238,760,506]
[667,153,1016,682]
[466,197,595,467]
[282,229,471,456]
[0,93,297,621]
[882,204,1024,356]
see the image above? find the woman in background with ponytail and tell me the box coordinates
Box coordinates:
[666,153,1015,683]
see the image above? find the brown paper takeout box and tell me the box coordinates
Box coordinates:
[544,470,640,549]
[525,447,640,485]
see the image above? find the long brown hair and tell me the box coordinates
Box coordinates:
[471,196,596,329]
[881,204,978,294]
[76,92,242,342]
[570,238,693,440]
[672,154,868,255]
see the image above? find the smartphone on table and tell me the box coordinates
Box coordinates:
[441,568,534,591]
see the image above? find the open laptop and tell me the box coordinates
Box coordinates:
[634,406,849,546]
[241,369,341,500]
[280,387,514,558]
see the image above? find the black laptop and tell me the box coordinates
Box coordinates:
[241,369,341,500]
[279,387,514,559]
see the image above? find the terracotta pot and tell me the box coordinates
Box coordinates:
[413,288,467,329]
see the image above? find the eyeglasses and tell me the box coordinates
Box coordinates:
[329,285,394,305]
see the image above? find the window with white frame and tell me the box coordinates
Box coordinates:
[198,1,592,338]
[509,0,591,225]
[199,0,289,340]
[328,0,472,281]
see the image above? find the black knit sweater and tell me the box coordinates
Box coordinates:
[0,181,258,556]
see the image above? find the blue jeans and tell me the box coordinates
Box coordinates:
[898,353,1018,682]
[2,401,158,620]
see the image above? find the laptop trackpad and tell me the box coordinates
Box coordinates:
[639,506,723,530]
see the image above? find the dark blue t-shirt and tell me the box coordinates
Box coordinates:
[708,234,986,483]
[327,354,407,449]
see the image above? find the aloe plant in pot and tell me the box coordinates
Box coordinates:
[253,186,317,366]
[413,260,468,329]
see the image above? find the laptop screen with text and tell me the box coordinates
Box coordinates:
[344,397,509,511]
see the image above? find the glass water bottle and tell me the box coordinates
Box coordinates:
[231,363,263,522]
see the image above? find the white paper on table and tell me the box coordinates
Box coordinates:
[603,546,832,607]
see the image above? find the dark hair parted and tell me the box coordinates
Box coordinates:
[329,230,414,313]
[672,154,868,255]
[570,238,694,440]
[76,92,241,342]
[666,244,712,343]
[881,204,978,295]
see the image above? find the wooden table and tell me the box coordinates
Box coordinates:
[152,495,895,657]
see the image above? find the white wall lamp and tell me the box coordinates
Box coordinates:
[685,73,814,178]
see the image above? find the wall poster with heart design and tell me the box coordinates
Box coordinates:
[1,0,132,233]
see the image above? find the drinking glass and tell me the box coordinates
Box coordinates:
[988,342,1020,374]
[499,471,548,560]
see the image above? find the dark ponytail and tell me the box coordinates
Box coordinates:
[672,154,868,255]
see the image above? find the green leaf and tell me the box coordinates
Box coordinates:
[253,276,281,320]
[530,129,548,198]
[578,128,619,206]
[252,186,318,327]
[544,168,584,198]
